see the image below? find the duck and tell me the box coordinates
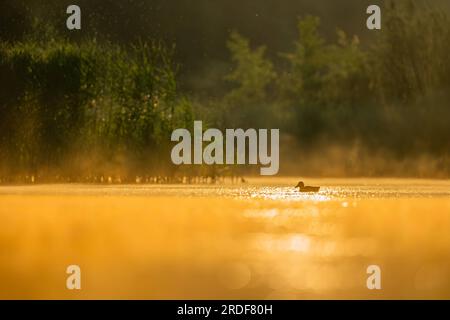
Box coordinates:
[295,181,320,193]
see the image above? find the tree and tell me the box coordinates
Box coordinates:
[224,31,276,128]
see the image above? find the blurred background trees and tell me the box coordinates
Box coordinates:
[0,0,449,181]
[223,31,276,128]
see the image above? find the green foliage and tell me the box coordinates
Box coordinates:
[1,0,450,179]
[276,16,371,144]
[226,31,276,103]
[0,29,192,178]
[218,4,450,170]
[281,16,327,106]
[280,16,369,107]
[223,31,276,128]
[373,0,450,102]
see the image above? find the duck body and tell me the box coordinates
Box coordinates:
[295,181,320,193]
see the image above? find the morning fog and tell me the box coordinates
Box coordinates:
[171,121,279,175]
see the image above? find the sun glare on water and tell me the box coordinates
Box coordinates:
[0,178,449,299]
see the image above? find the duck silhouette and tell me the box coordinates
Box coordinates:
[295,181,320,193]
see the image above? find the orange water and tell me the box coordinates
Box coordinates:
[0,178,449,299]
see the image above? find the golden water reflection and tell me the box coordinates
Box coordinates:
[0,178,449,299]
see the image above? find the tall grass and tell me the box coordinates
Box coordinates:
[0,27,193,182]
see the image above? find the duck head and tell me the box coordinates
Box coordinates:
[295,181,304,188]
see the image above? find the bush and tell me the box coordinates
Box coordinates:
[0,30,193,180]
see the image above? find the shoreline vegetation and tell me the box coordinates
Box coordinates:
[1,1,450,183]
[0,172,246,185]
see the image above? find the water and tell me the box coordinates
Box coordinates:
[0,178,449,299]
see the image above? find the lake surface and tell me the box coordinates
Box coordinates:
[0,178,449,299]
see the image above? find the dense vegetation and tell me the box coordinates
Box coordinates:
[199,1,450,177]
[0,25,194,182]
[0,1,449,182]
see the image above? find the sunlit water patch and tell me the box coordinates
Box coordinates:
[1,178,449,200]
[0,178,450,299]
